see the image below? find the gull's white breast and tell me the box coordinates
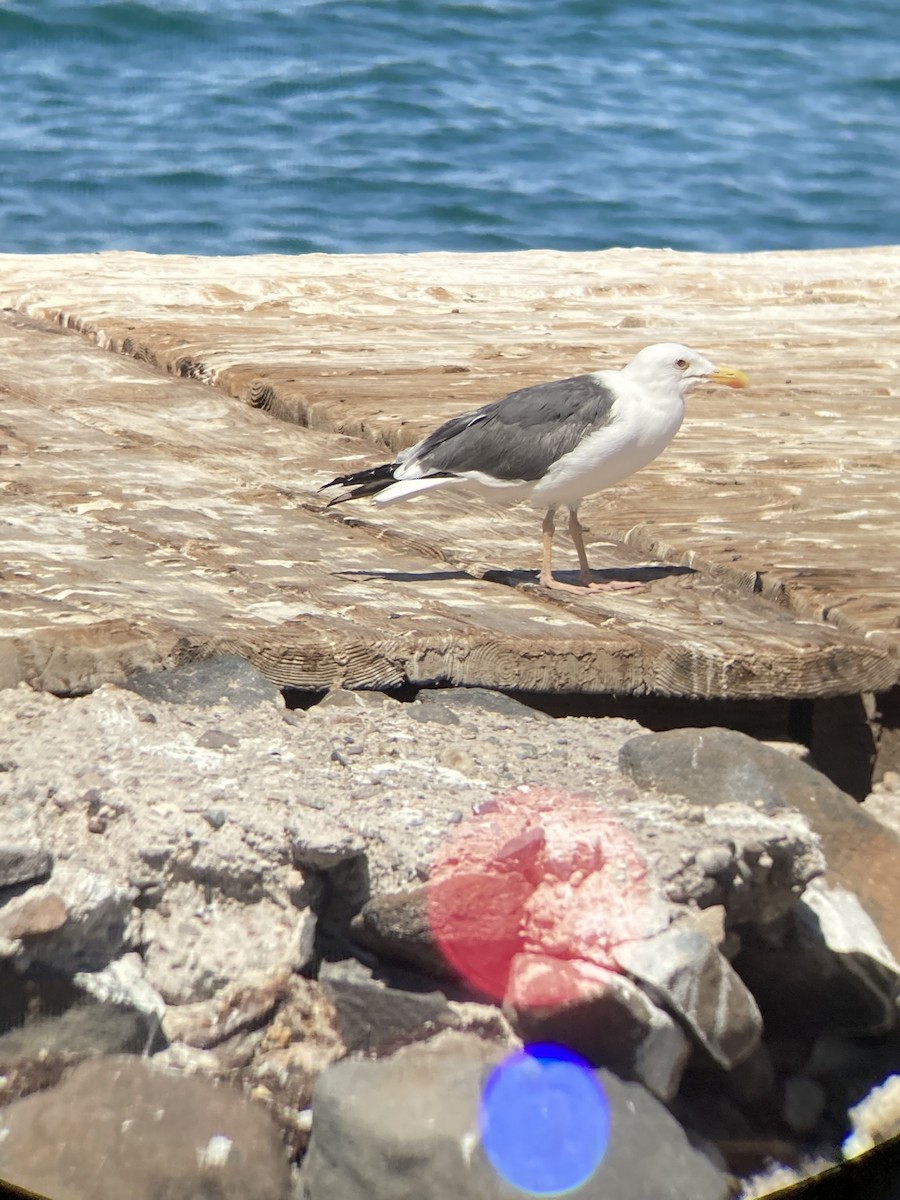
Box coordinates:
[529,372,686,508]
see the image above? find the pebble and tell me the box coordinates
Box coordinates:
[195,729,240,751]
[695,845,735,875]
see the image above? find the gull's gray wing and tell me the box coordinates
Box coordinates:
[404,374,619,483]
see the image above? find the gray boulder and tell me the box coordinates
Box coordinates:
[0,999,161,1105]
[613,927,762,1069]
[302,1033,728,1200]
[619,727,900,958]
[735,880,900,1036]
[504,952,690,1101]
[319,956,457,1055]
[121,652,284,710]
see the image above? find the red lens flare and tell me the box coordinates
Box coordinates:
[426,786,662,1004]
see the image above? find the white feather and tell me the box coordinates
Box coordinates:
[373,476,466,505]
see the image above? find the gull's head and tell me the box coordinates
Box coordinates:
[622,343,749,396]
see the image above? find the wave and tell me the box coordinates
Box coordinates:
[0,1,220,46]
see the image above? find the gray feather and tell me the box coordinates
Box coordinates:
[407,374,618,482]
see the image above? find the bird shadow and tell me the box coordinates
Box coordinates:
[483,564,696,588]
[333,564,695,587]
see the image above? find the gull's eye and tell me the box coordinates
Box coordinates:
[675,358,688,370]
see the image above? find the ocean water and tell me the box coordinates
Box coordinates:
[1,0,898,256]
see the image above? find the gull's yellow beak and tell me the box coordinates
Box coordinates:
[707,365,749,389]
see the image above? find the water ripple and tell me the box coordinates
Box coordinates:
[0,0,898,253]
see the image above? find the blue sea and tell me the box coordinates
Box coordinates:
[1,0,898,256]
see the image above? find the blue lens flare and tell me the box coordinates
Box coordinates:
[479,1043,610,1196]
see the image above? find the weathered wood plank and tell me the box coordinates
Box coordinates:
[0,314,648,695]
[0,248,897,697]
[0,312,887,699]
[307,495,893,698]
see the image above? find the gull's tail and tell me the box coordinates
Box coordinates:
[319,462,397,506]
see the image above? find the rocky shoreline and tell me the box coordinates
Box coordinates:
[1,656,899,1198]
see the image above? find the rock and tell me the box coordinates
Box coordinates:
[162,966,292,1050]
[679,904,740,959]
[0,891,67,939]
[0,844,52,890]
[319,956,457,1055]
[407,702,462,726]
[843,1074,900,1159]
[619,727,826,814]
[0,1055,292,1200]
[0,935,22,962]
[426,869,537,999]
[301,1033,504,1200]
[311,688,399,712]
[249,976,345,1079]
[151,973,346,1159]
[862,788,900,840]
[353,780,820,1054]
[425,787,673,994]
[122,653,284,710]
[443,999,519,1046]
[235,975,347,1158]
[0,685,824,959]
[151,1039,222,1076]
[196,728,240,750]
[0,999,163,1105]
[143,884,316,1004]
[800,882,900,1032]
[734,881,900,1037]
[761,740,812,764]
[412,687,553,721]
[287,814,366,870]
[613,927,763,1069]
[619,727,900,957]
[351,888,451,979]
[74,952,166,1021]
[503,953,690,1101]
[302,1034,729,1200]
[157,966,511,1162]
[14,864,134,974]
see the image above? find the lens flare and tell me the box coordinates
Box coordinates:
[479,1043,610,1196]
[425,786,659,1004]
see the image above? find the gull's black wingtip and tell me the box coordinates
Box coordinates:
[319,461,397,506]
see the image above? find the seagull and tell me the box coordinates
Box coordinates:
[321,343,748,592]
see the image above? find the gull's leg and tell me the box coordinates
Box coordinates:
[539,505,600,593]
[538,507,557,588]
[567,505,644,593]
[568,507,593,585]
[538,504,643,594]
